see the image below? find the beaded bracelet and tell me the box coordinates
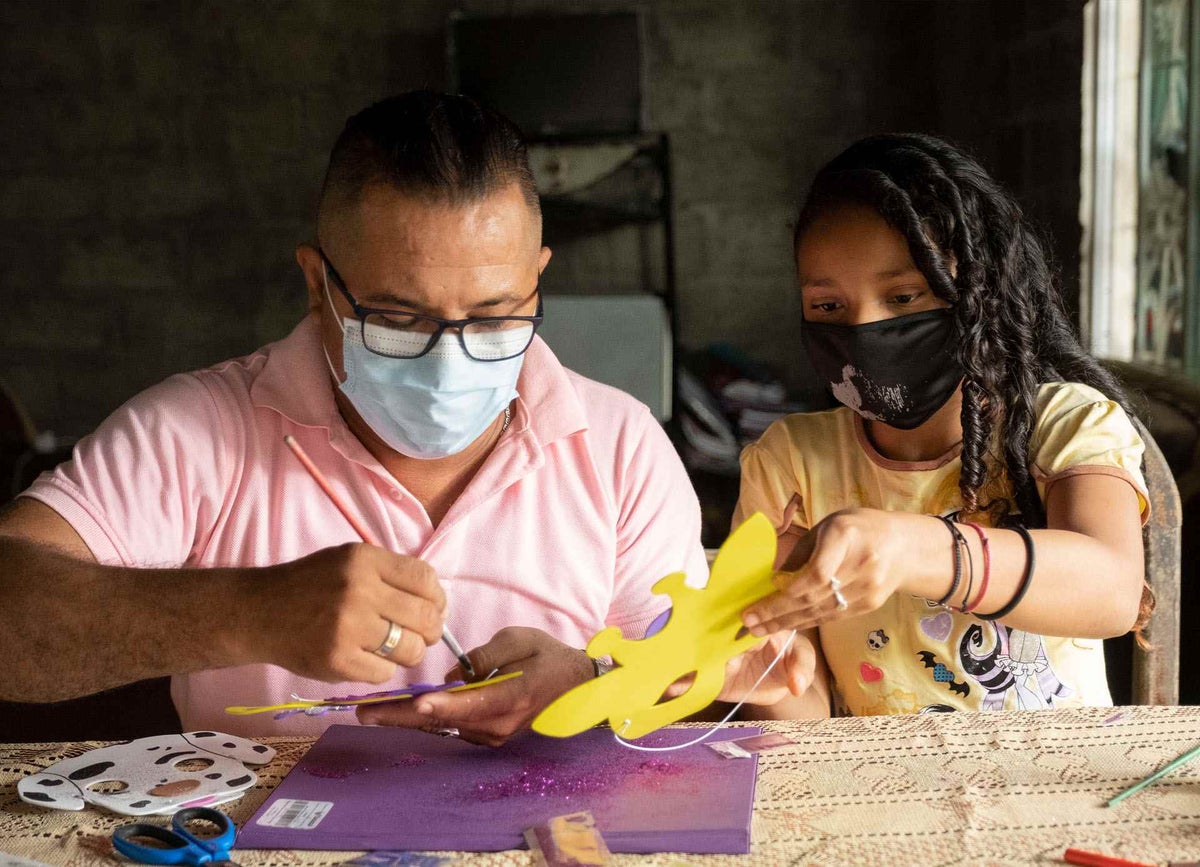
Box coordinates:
[933,515,966,607]
[977,525,1035,621]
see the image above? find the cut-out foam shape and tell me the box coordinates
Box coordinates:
[225,671,523,718]
[533,512,777,739]
[17,731,275,816]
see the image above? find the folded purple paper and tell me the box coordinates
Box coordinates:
[274,681,465,720]
[238,724,759,854]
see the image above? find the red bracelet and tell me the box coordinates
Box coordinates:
[961,522,991,613]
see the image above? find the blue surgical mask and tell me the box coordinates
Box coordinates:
[323,274,524,459]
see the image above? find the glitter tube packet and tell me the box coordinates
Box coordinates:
[525,811,612,866]
[707,732,797,759]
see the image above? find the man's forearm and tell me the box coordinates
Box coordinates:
[0,537,261,701]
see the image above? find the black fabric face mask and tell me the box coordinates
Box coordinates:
[801,308,963,430]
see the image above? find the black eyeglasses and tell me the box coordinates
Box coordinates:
[320,250,544,362]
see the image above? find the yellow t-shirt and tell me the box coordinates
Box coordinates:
[734,381,1149,716]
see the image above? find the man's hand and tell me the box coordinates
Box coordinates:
[660,630,816,708]
[251,543,446,685]
[356,626,594,746]
[717,630,815,705]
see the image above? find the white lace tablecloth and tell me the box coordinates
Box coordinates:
[2,708,1199,866]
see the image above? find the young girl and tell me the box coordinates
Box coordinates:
[736,133,1151,718]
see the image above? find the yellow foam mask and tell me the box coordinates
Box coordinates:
[533,512,778,739]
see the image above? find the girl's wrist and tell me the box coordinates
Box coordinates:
[895,513,973,602]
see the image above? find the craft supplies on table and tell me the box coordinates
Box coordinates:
[17,732,275,817]
[237,724,760,854]
[706,731,796,759]
[1063,849,1157,867]
[0,854,52,867]
[525,811,611,866]
[111,806,237,866]
[6,707,1200,866]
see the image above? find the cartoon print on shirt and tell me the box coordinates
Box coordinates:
[916,651,970,697]
[867,629,889,651]
[958,622,1073,710]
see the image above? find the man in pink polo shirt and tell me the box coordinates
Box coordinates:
[0,91,812,743]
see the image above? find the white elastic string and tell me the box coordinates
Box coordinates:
[612,629,798,753]
[320,264,351,384]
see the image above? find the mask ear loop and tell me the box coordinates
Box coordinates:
[320,262,350,383]
[321,262,346,324]
[611,630,797,753]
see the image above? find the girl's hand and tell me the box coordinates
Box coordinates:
[742,508,913,635]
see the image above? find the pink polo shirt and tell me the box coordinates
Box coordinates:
[23,315,706,736]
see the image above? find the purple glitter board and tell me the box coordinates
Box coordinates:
[238,724,760,854]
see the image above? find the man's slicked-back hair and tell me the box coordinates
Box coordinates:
[318,90,540,226]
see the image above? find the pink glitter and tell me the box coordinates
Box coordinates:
[302,764,371,780]
[468,757,681,802]
[638,759,675,774]
[391,753,427,768]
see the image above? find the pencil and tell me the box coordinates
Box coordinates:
[1106,741,1200,807]
[283,435,476,678]
[284,435,379,545]
[1064,848,1154,867]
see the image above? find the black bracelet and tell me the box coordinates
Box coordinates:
[977,525,1035,621]
[934,515,963,606]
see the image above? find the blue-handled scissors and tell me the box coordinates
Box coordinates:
[112,807,238,865]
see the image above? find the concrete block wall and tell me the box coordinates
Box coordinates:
[928,0,1085,321]
[1,0,1083,438]
[0,1,448,437]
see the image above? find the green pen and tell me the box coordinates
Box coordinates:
[1107,742,1200,807]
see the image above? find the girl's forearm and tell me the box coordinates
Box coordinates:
[898,514,1143,638]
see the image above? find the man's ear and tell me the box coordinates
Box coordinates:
[538,246,552,275]
[296,244,325,314]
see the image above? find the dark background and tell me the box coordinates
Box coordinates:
[0,0,1083,440]
[1,0,1127,737]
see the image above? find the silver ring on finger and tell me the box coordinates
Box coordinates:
[832,588,849,612]
[828,574,843,592]
[373,620,404,658]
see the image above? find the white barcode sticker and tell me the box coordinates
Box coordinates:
[0,853,54,867]
[256,798,334,830]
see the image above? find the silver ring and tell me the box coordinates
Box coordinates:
[832,588,849,611]
[373,620,404,658]
[828,575,843,592]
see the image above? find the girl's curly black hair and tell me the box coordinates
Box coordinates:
[794,133,1152,633]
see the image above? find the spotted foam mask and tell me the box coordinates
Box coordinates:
[18,731,275,816]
